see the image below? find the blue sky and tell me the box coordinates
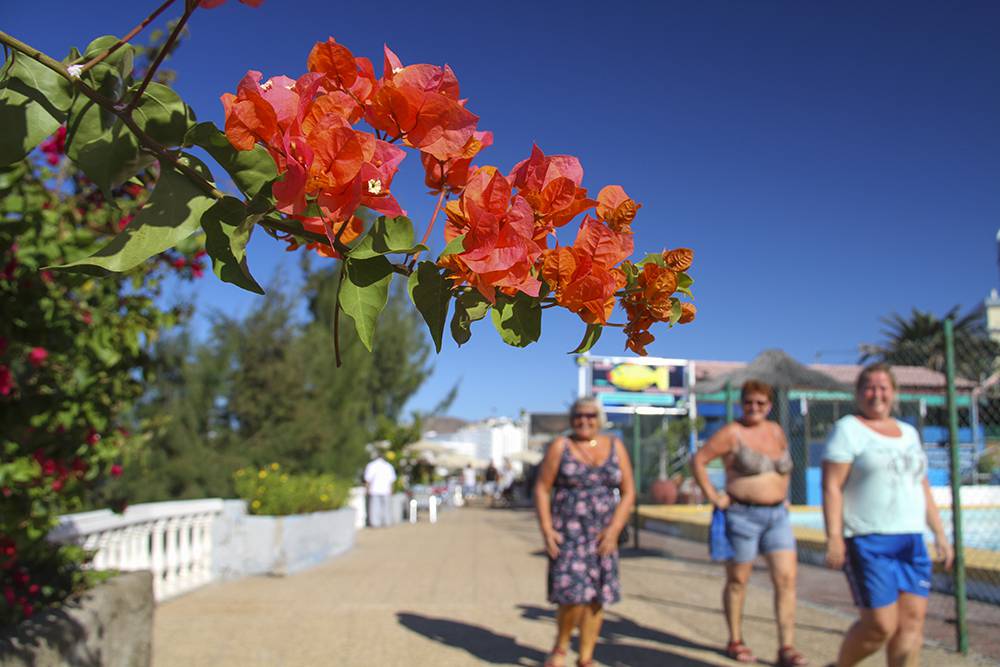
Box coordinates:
[7,1,1000,419]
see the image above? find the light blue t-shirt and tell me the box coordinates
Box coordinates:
[823,415,927,537]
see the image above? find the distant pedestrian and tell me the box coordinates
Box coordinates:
[534,397,635,667]
[462,463,477,499]
[691,379,806,666]
[484,461,499,501]
[823,363,953,667]
[364,451,397,528]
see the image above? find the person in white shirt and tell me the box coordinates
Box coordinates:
[364,454,397,528]
[462,464,477,498]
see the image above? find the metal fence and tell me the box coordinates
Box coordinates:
[680,319,1000,656]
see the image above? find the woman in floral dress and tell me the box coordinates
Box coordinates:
[534,397,636,667]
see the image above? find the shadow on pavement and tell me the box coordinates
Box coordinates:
[396,612,547,665]
[629,593,845,638]
[519,605,724,666]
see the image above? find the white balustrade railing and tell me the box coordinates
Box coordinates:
[49,499,223,601]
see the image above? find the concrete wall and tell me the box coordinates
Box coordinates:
[212,501,356,580]
[0,571,153,667]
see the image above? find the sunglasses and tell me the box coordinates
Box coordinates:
[742,400,769,407]
[571,412,599,419]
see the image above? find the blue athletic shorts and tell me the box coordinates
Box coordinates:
[724,502,796,563]
[844,533,932,609]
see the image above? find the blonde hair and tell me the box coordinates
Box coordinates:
[569,396,606,429]
[856,362,898,394]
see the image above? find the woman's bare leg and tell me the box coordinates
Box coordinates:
[724,561,754,643]
[577,601,604,664]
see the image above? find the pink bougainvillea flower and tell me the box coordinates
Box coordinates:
[27,347,48,368]
[110,464,124,478]
[0,365,12,396]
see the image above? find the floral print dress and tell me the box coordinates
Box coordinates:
[547,440,622,606]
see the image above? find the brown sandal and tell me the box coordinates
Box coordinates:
[777,646,809,667]
[725,640,755,663]
[576,660,595,667]
[543,646,567,667]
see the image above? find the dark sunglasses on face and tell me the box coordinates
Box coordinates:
[572,412,599,419]
[743,400,769,407]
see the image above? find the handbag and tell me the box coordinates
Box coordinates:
[708,507,734,561]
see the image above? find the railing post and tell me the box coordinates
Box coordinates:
[409,498,418,524]
[944,318,968,655]
[429,496,438,524]
[150,518,167,600]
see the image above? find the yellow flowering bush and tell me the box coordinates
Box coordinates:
[233,464,350,516]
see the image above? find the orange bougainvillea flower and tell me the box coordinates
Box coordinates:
[221,71,280,150]
[440,167,543,302]
[422,130,493,194]
[572,216,634,269]
[596,185,641,232]
[306,38,378,116]
[664,247,694,272]
[508,145,596,232]
[366,45,480,162]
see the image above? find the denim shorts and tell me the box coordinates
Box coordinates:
[725,502,796,563]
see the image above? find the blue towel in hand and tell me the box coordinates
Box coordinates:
[709,507,734,562]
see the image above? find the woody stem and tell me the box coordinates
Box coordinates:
[79,0,177,73]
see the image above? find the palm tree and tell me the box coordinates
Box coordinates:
[860,305,998,381]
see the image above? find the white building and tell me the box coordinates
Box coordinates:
[423,417,529,471]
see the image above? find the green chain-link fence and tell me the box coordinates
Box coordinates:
[686,319,1000,655]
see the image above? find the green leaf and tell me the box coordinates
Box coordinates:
[350,216,417,259]
[201,196,264,294]
[676,271,693,297]
[65,63,124,160]
[440,234,465,257]
[82,36,135,79]
[490,293,541,348]
[49,154,216,274]
[339,257,394,350]
[132,82,194,147]
[184,121,277,198]
[449,290,490,347]
[669,299,683,326]
[636,252,666,267]
[73,119,153,198]
[571,324,603,354]
[407,261,452,353]
[0,52,73,165]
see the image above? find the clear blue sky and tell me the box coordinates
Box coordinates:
[7,1,1000,419]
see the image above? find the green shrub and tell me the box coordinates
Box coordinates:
[233,463,350,516]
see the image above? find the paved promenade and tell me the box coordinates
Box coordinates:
[154,507,991,666]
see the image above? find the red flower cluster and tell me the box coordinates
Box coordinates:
[39,126,66,166]
[222,39,490,256]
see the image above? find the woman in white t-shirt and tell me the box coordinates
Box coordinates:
[822,363,953,667]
